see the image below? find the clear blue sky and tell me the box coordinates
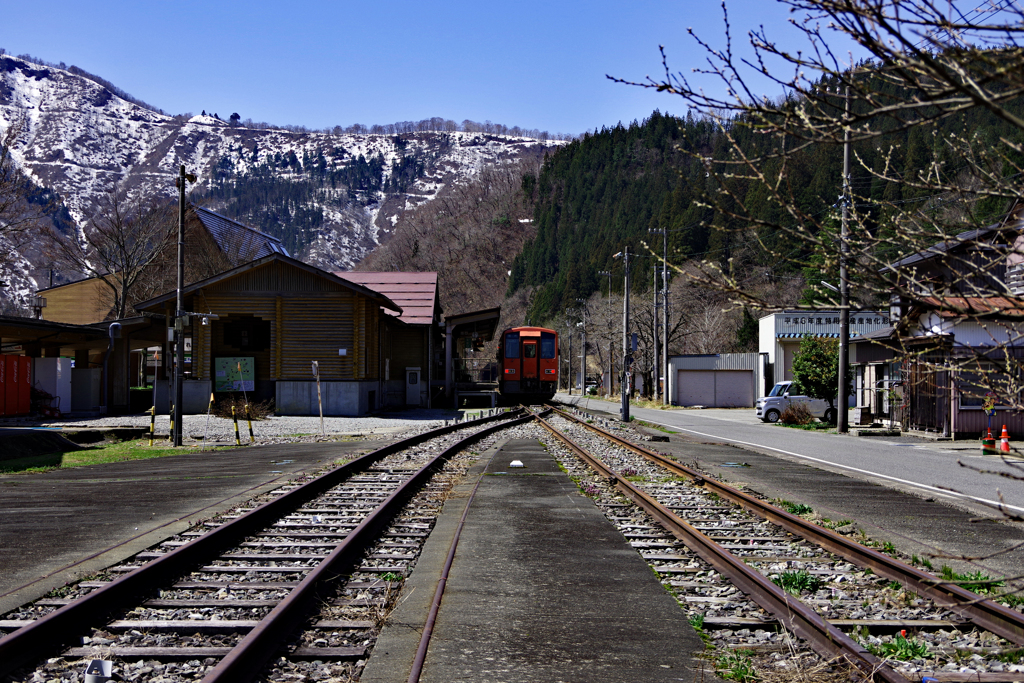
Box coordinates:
[1,1,840,136]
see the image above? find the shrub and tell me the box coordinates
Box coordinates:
[780,403,814,425]
[212,396,275,420]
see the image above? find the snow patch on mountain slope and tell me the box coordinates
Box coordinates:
[0,53,564,278]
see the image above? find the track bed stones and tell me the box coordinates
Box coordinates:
[0,413,526,683]
[541,410,1024,681]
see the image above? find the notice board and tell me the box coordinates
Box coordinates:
[215,357,254,392]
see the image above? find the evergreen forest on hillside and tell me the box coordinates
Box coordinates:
[509,78,1024,323]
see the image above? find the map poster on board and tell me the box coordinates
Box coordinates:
[215,357,255,392]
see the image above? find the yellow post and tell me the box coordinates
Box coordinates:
[149,406,155,447]
[246,403,255,443]
[169,404,175,443]
[231,405,241,446]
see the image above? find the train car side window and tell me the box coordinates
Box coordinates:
[540,333,556,359]
[524,343,537,358]
[504,333,520,358]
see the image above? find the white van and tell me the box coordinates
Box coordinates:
[755,381,834,423]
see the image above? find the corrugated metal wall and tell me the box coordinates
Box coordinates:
[671,353,759,371]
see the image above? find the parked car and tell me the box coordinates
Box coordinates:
[755,381,835,423]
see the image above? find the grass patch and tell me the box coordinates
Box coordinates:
[772,570,822,595]
[636,419,678,434]
[819,518,853,531]
[0,440,226,474]
[629,397,676,411]
[775,499,813,515]
[999,593,1024,608]
[777,420,834,431]
[715,652,759,681]
[865,634,930,660]
[939,565,1005,593]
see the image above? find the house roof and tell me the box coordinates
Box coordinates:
[334,271,439,325]
[134,253,402,314]
[883,201,1024,271]
[917,296,1024,318]
[193,206,289,259]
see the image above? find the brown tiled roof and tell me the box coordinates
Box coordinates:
[334,271,439,325]
[918,296,1024,317]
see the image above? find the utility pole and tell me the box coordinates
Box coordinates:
[837,86,851,433]
[662,228,669,406]
[649,227,670,405]
[617,248,632,422]
[599,270,612,394]
[576,298,587,394]
[567,331,572,395]
[174,165,196,446]
[652,265,659,401]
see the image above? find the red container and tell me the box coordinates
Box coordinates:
[17,356,31,415]
[4,356,16,416]
[0,354,6,416]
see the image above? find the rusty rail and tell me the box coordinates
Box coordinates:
[534,411,909,683]
[551,405,1024,647]
[0,409,525,680]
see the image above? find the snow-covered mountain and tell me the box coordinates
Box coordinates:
[0,53,562,303]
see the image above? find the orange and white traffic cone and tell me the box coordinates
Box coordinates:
[1001,425,1011,452]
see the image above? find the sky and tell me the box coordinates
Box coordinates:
[0,0,852,136]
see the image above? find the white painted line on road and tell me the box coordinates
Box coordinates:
[643,420,1024,515]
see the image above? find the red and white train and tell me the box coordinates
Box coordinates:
[497,326,559,401]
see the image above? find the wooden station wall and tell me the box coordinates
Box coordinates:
[169,261,380,383]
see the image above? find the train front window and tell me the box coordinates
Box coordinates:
[524,343,537,358]
[540,334,555,359]
[504,333,520,358]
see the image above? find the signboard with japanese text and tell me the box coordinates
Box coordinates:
[774,311,889,337]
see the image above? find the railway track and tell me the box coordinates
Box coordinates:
[0,409,530,683]
[539,405,1024,682]
[5,402,1023,682]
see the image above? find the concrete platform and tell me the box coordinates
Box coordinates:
[362,438,720,683]
[0,439,376,614]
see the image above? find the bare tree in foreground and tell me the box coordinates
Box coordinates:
[615,0,1024,587]
[43,185,176,319]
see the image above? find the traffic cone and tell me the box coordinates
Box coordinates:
[983,427,997,454]
[1001,425,1011,452]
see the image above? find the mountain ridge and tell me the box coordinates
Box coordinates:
[0,52,563,307]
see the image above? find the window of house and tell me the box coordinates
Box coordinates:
[958,362,1020,407]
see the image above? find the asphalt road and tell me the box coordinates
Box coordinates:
[556,393,1024,517]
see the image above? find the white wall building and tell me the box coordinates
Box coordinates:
[757,311,891,396]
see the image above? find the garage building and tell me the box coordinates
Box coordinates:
[668,353,758,408]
